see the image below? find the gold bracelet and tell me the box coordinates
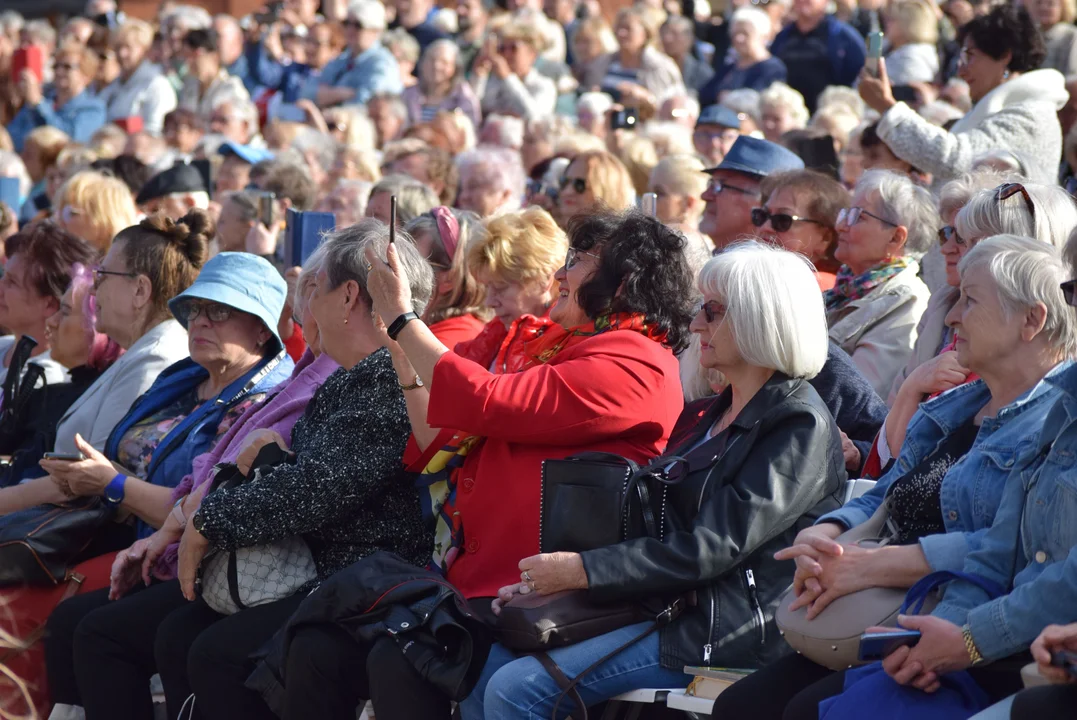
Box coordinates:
[962,624,984,665]
[399,374,425,392]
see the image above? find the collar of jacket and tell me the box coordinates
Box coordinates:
[694,371,802,436]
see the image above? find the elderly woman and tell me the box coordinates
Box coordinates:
[55,169,138,253]
[1031,0,1077,78]
[582,6,684,109]
[648,154,709,237]
[760,82,810,144]
[455,146,526,219]
[472,22,556,121]
[43,245,361,719]
[860,4,1065,188]
[406,207,489,347]
[556,150,635,228]
[883,0,940,86]
[9,42,106,152]
[365,175,439,226]
[277,209,693,719]
[403,40,481,129]
[823,170,935,398]
[751,169,849,290]
[713,233,1077,720]
[700,7,787,107]
[97,19,178,135]
[323,105,378,154]
[466,241,845,718]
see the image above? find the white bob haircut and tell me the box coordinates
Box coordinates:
[697,242,829,379]
[730,7,772,39]
[956,182,1077,250]
[959,234,1077,358]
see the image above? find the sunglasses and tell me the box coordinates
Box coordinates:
[1063,280,1077,307]
[177,300,234,324]
[705,178,758,197]
[996,182,1036,218]
[836,206,898,228]
[560,177,587,194]
[699,300,726,323]
[750,207,825,233]
[565,246,600,269]
[938,225,967,247]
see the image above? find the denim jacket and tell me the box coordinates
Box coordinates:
[818,361,1071,572]
[8,90,106,152]
[934,361,1077,661]
[299,43,402,104]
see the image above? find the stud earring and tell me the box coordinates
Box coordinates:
[1003,69,1010,80]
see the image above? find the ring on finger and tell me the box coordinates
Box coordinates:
[522,571,533,584]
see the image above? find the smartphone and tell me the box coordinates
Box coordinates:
[43,452,84,462]
[258,191,277,228]
[610,108,638,131]
[1051,650,1077,679]
[858,630,921,662]
[865,31,884,77]
[12,46,45,85]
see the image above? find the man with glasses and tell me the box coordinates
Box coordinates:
[301,0,401,108]
[700,135,805,251]
[694,104,742,168]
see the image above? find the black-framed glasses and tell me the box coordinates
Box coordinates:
[566,247,600,269]
[176,300,234,324]
[560,177,587,194]
[699,300,726,323]
[837,206,898,228]
[750,207,825,233]
[1063,280,1077,307]
[705,178,758,197]
[938,225,967,247]
[92,267,136,289]
[997,182,1036,218]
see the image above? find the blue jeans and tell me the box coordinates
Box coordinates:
[459,622,690,720]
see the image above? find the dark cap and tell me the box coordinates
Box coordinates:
[704,135,805,177]
[136,162,208,205]
[697,104,741,130]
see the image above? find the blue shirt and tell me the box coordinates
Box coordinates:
[8,90,106,153]
[300,43,402,105]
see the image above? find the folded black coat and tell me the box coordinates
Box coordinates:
[247,551,492,715]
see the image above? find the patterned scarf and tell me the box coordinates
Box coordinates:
[824,258,911,313]
[414,312,668,575]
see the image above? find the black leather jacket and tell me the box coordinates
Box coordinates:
[580,373,846,671]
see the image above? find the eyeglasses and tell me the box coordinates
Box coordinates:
[705,178,758,197]
[938,225,967,247]
[1063,280,1077,307]
[750,207,826,233]
[565,247,600,269]
[54,62,78,72]
[342,18,362,28]
[92,266,137,289]
[176,300,234,324]
[836,206,898,228]
[996,182,1036,219]
[560,177,587,194]
[699,300,726,323]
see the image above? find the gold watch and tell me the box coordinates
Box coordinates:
[962,624,984,665]
[399,374,425,392]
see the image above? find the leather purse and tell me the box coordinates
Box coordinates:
[775,502,939,671]
[0,497,114,586]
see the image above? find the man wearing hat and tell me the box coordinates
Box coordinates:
[215,141,275,198]
[694,104,742,169]
[700,135,804,251]
[136,162,211,219]
[302,0,402,107]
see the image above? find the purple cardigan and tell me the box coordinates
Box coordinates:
[157,350,340,577]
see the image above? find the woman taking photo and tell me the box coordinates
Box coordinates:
[9,42,106,152]
[403,40,480,129]
[859,3,1065,187]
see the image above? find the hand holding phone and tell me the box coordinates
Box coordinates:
[865,31,884,78]
[1050,649,1077,680]
[858,630,921,662]
[43,452,85,462]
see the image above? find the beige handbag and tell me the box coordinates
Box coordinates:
[775,502,939,671]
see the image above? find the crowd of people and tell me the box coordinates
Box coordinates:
[0,0,1075,718]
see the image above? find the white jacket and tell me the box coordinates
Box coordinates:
[877,68,1068,187]
[99,61,178,134]
[178,69,250,118]
[885,43,939,85]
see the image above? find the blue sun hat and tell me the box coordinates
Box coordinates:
[168,252,287,353]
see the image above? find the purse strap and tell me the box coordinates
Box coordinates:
[900,570,1008,616]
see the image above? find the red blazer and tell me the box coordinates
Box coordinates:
[428,329,685,599]
[428,314,486,349]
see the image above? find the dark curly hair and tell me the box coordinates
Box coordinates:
[958,3,1045,73]
[568,209,695,352]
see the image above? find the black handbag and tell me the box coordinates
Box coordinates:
[0,496,114,586]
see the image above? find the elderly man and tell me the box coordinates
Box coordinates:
[136,162,211,218]
[302,0,401,108]
[699,135,803,250]
[209,97,262,146]
[694,104,742,169]
[179,28,250,117]
[213,14,251,91]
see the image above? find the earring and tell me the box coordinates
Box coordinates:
[1003,69,1010,80]
[344,316,349,325]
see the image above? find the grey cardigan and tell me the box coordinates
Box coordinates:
[52,319,189,455]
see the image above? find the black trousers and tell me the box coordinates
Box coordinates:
[282,623,453,720]
[1010,683,1077,719]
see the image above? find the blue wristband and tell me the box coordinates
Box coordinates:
[103,473,127,508]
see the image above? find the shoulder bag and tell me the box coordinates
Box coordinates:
[0,497,114,586]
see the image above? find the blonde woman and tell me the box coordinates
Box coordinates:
[760,82,809,143]
[570,15,617,87]
[403,39,481,129]
[55,170,138,252]
[45,145,98,205]
[647,154,709,233]
[582,6,685,107]
[98,19,178,134]
[555,149,636,227]
[1031,0,1077,77]
[884,0,941,85]
[617,134,659,196]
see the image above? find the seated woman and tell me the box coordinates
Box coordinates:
[555,150,636,228]
[711,234,1077,720]
[466,240,845,717]
[825,169,937,398]
[272,209,693,719]
[405,207,489,348]
[54,169,139,253]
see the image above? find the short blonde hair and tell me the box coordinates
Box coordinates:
[56,42,100,81]
[336,146,381,183]
[648,154,708,199]
[325,105,377,153]
[111,18,154,50]
[570,150,636,212]
[498,21,548,53]
[615,6,660,47]
[470,207,567,288]
[572,15,617,57]
[57,170,138,252]
[554,131,607,157]
[618,135,659,196]
[887,0,938,45]
[760,82,809,129]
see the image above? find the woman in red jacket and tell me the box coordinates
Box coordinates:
[274,209,695,720]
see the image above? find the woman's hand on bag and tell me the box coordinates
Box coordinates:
[775,524,844,598]
[491,582,533,616]
[1032,623,1077,684]
[883,615,970,692]
[796,544,877,619]
[235,429,288,476]
[177,518,211,602]
[110,537,151,601]
[141,522,185,587]
[518,552,588,595]
[39,434,120,497]
[364,243,413,327]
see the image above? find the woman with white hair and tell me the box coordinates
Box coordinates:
[700,7,787,106]
[825,169,936,397]
[403,39,481,129]
[883,0,941,85]
[575,91,614,139]
[715,233,1076,720]
[455,146,526,218]
[98,19,178,135]
[467,241,845,719]
[1030,0,1077,77]
[759,82,809,143]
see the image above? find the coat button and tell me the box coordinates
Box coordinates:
[1035,551,1048,564]
[466,539,481,553]
[948,510,958,521]
[462,477,475,492]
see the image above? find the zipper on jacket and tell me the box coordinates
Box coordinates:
[703,586,716,664]
[745,568,766,646]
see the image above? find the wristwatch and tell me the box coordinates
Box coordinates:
[399,373,424,391]
[962,624,984,665]
[192,511,205,534]
[387,312,419,341]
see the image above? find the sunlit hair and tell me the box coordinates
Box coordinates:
[956,182,1077,250]
[469,207,567,288]
[56,170,138,252]
[937,170,1022,222]
[69,263,124,371]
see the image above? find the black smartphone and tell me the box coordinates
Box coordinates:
[258,191,277,228]
[610,108,639,131]
[43,452,84,462]
[858,630,922,662]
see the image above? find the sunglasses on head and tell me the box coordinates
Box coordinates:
[560,177,587,194]
[750,207,825,233]
[938,225,966,247]
[996,182,1036,218]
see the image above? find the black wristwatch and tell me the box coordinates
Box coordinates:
[388,311,419,341]
[192,511,205,534]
